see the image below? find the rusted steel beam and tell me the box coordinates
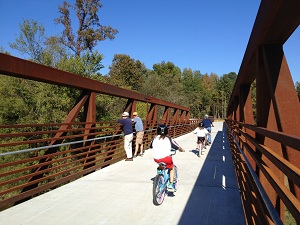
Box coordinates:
[237,122,300,151]
[231,0,300,96]
[0,53,188,111]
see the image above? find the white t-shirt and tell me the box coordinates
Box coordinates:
[151,135,179,159]
[193,127,209,137]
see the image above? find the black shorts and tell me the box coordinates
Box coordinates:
[197,137,205,144]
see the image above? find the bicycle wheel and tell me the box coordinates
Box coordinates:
[153,174,166,205]
[174,165,179,190]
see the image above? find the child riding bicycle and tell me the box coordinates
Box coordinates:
[193,122,209,157]
[150,124,184,191]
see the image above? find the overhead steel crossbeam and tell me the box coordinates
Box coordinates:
[231,0,300,96]
[0,53,188,111]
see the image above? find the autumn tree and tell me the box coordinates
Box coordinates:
[200,73,218,115]
[54,0,118,57]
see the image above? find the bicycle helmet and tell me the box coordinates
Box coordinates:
[199,122,204,127]
[157,124,168,135]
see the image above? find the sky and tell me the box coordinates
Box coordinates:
[1,0,299,83]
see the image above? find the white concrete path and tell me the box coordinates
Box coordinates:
[0,122,246,225]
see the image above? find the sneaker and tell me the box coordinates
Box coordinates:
[125,158,133,161]
[157,167,162,173]
[167,182,175,191]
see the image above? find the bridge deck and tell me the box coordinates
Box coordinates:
[0,122,246,225]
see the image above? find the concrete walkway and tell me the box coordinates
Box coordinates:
[0,122,246,225]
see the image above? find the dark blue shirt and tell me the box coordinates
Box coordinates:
[202,118,213,128]
[117,117,133,135]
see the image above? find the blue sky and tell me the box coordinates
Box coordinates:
[1,0,299,83]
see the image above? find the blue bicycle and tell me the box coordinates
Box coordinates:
[152,150,178,206]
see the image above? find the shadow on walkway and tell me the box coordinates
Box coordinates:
[178,128,246,225]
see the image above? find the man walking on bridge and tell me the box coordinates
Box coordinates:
[202,114,214,145]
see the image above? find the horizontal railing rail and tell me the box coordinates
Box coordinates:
[225,120,300,224]
[0,53,199,211]
[225,1,300,224]
[0,121,198,210]
[226,124,284,225]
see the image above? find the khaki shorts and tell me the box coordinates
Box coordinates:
[136,131,144,144]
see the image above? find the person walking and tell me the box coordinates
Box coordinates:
[201,114,214,145]
[132,112,144,157]
[117,112,133,161]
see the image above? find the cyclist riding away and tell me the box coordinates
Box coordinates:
[193,122,209,156]
[150,124,184,191]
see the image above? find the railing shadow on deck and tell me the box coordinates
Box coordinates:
[178,128,246,225]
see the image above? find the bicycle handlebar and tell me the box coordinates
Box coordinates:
[171,147,185,155]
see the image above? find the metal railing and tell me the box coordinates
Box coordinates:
[225,0,300,224]
[225,120,300,224]
[0,53,199,210]
[0,121,197,210]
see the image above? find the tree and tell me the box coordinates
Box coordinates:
[201,73,218,115]
[107,54,145,91]
[56,50,104,78]
[181,68,204,117]
[215,72,237,118]
[296,82,300,101]
[9,19,46,63]
[148,61,184,105]
[152,61,181,83]
[4,0,118,126]
[54,0,118,57]
[0,75,70,125]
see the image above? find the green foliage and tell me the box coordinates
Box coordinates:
[0,75,70,125]
[181,69,204,117]
[134,102,148,121]
[1,0,240,125]
[108,54,145,91]
[214,72,237,118]
[9,19,46,63]
[200,73,218,116]
[56,51,104,78]
[139,63,185,106]
[153,61,182,83]
[295,81,300,101]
